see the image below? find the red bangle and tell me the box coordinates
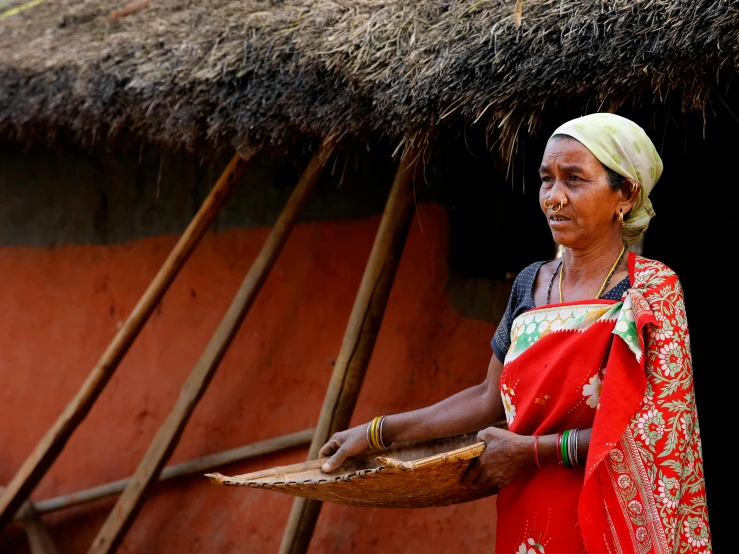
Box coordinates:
[533,436,542,469]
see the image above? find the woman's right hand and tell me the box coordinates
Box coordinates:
[319,424,371,473]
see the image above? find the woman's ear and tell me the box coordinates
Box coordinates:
[620,178,639,214]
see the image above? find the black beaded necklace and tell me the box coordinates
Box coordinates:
[546,246,627,305]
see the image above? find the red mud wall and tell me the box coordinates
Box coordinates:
[0,204,498,554]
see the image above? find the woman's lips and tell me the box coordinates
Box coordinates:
[548,215,569,225]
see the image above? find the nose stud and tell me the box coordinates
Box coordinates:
[545,198,565,213]
[552,199,564,213]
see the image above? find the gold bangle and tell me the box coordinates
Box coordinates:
[374,416,384,450]
[367,418,379,451]
[370,417,379,450]
[367,415,386,451]
[378,415,388,449]
[367,416,379,451]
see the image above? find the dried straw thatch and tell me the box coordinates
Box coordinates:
[1,0,737,154]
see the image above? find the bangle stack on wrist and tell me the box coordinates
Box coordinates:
[366,415,390,451]
[557,429,581,468]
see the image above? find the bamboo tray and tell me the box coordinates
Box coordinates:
[205,433,497,508]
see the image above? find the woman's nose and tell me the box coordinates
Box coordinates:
[546,180,568,205]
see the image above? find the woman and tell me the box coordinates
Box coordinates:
[319,113,711,553]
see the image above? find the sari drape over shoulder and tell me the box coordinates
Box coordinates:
[495,254,711,554]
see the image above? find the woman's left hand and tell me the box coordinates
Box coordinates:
[461,426,536,490]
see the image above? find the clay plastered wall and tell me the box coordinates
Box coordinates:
[0,204,499,554]
[0,140,402,248]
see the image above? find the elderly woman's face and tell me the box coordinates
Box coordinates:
[539,136,623,248]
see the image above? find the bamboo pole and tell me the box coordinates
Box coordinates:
[0,151,253,531]
[28,428,313,515]
[0,487,59,554]
[87,140,334,554]
[279,145,420,554]
[18,503,60,554]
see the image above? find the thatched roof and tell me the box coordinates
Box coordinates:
[1,0,737,155]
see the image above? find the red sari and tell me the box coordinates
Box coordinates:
[495,254,711,554]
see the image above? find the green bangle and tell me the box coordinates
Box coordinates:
[561,429,572,468]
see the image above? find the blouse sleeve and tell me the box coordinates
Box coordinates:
[630,265,711,550]
[491,275,521,363]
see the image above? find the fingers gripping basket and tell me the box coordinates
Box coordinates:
[205,433,498,508]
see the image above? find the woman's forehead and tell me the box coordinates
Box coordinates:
[540,136,600,170]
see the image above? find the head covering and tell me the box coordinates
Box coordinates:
[550,113,663,247]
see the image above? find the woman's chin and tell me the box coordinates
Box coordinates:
[549,229,572,247]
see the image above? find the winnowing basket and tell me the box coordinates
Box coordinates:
[205,433,497,508]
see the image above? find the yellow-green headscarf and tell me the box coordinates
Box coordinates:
[551,113,663,247]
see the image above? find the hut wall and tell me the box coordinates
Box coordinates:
[0,141,506,554]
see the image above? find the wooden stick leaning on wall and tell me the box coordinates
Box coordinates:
[28,428,313,516]
[86,139,335,554]
[18,502,60,554]
[3,430,311,552]
[0,487,59,554]
[0,151,254,532]
[279,143,421,554]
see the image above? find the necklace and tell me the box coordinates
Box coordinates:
[548,245,626,304]
[593,244,627,299]
[546,261,563,305]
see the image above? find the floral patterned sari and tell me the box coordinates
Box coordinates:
[495,254,711,554]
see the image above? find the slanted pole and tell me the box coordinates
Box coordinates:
[19,502,60,554]
[0,487,59,554]
[279,145,420,554]
[86,140,334,554]
[29,428,313,515]
[0,151,253,531]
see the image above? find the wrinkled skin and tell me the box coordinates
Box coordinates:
[460,427,536,490]
[538,135,636,253]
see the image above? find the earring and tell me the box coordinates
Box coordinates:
[630,182,639,192]
[617,211,625,225]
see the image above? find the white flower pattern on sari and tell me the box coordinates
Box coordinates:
[517,538,545,554]
[636,408,665,447]
[582,373,603,408]
[657,341,682,376]
[502,387,516,426]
